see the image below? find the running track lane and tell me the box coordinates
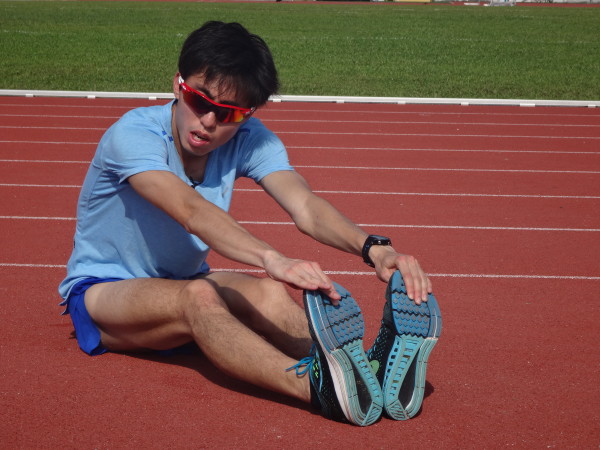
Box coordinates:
[0,96,598,448]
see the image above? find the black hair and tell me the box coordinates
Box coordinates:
[178,21,279,108]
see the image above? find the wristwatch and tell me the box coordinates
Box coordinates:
[362,235,392,267]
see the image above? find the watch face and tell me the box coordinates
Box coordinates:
[369,235,391,244]
[362,235,392,267]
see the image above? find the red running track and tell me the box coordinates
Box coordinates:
[1,96,599,448]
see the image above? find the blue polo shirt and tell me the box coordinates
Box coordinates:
[59,101,292,299]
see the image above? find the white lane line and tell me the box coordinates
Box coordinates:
[265,119,600,128]
[1,125,598,140]
[2,113,598,128]
[237,221,600,232]
[0,140,97,145]
[0,102,598,118]
[0,216,76,220]
[0,125,107,131]
[287,146,600,155]
[2,141,599,156]
[0,183,81,188]
[0,104,141,111]
[276,131,600,140]
[1,159,597,175]
[1,216,598,232]
[1,183,598,199]
[0,263,66,268]
[1,263,598,280]
[188,268,600,281]
[294,165,600,174]
[236,188,600,200]
[0,159,89,164]
[0,113,120,119]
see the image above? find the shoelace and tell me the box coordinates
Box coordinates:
[285,344,316,375]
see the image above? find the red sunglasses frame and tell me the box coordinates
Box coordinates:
[178,76,255,124]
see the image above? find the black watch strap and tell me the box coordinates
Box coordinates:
[362,235,392,267]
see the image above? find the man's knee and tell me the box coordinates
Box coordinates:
[250,277,300,320]
[257,277,290,300]
[237,277,292,312]
[180,279,228,320]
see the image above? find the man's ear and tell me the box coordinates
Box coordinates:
[173,73,182,100]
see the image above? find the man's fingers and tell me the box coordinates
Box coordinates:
[269,259,340,304]
[300,261,341,304]
[394,255,431,305]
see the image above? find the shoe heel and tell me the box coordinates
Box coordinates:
[304,285,383,426]
[383,271,443,420]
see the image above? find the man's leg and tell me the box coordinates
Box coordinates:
[84,275,311,402]
[202,272,312,359]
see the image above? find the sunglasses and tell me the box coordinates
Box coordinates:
[178,76,255,124]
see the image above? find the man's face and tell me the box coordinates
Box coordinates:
[172,72,249,159]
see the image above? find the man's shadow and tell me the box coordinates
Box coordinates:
[69,331,435,420]
[123,343,436,420]
[125,343,309,411]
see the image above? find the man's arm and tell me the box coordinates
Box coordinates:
[128,170,340,300]
[259,170,432,303]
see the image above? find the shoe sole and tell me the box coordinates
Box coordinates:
[304,284,383,426]
[382,271,442,420]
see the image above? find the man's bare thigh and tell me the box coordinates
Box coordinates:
[83,273,296,352]
[84,277,204,351]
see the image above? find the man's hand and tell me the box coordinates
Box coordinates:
[369,246,432,305]
[259,171,431,305]
[262,251,341,304]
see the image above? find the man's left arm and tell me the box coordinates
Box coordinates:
[259,171,432,303]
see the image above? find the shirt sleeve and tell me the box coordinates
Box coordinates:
[97,110,172,183]
[236,119,294,183]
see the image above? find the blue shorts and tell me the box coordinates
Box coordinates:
[62,277,198,357]
[62,277,122,356]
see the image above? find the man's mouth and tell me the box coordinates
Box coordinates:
[190,131,210,145]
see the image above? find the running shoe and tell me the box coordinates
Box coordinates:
[287,344,347,423]
[302,283,383,426]
[367,270,442,420]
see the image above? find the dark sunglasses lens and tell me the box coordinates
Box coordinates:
[183,89,210,115]
[214,108,230,123]
[184,88,237,123]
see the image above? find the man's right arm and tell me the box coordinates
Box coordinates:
[127,170,340,300]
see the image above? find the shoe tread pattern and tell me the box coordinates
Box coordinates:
[307,283,364,352]
[304,283,382,426]
[368,271,442,421]
[388,273,442,339]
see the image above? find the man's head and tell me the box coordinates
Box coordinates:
[178,21,279,109]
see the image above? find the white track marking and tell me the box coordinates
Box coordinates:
[1,216,598,232]
[1,159,598,174]
[0,183,81,188]
[2,141,599,155]
[0,159,89,164]
[0,140,97,145]
[1,125,598,140]
[275,131,600,140]
[1,183,599,199]
[2,102,600,115]
[293,165,600,174]
[0,263,598,280]
[234,188,600,199]
[0,216,76,220]
[286,146,600,155]
[2,113,598,128]
[1,90,599,107]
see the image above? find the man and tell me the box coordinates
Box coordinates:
[59,21,440,426]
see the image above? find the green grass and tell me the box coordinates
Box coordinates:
[1,1,599,100]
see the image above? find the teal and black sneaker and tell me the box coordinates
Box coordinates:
[287,344,348,423]
[367,270,442,420]
[302,283,383,426]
